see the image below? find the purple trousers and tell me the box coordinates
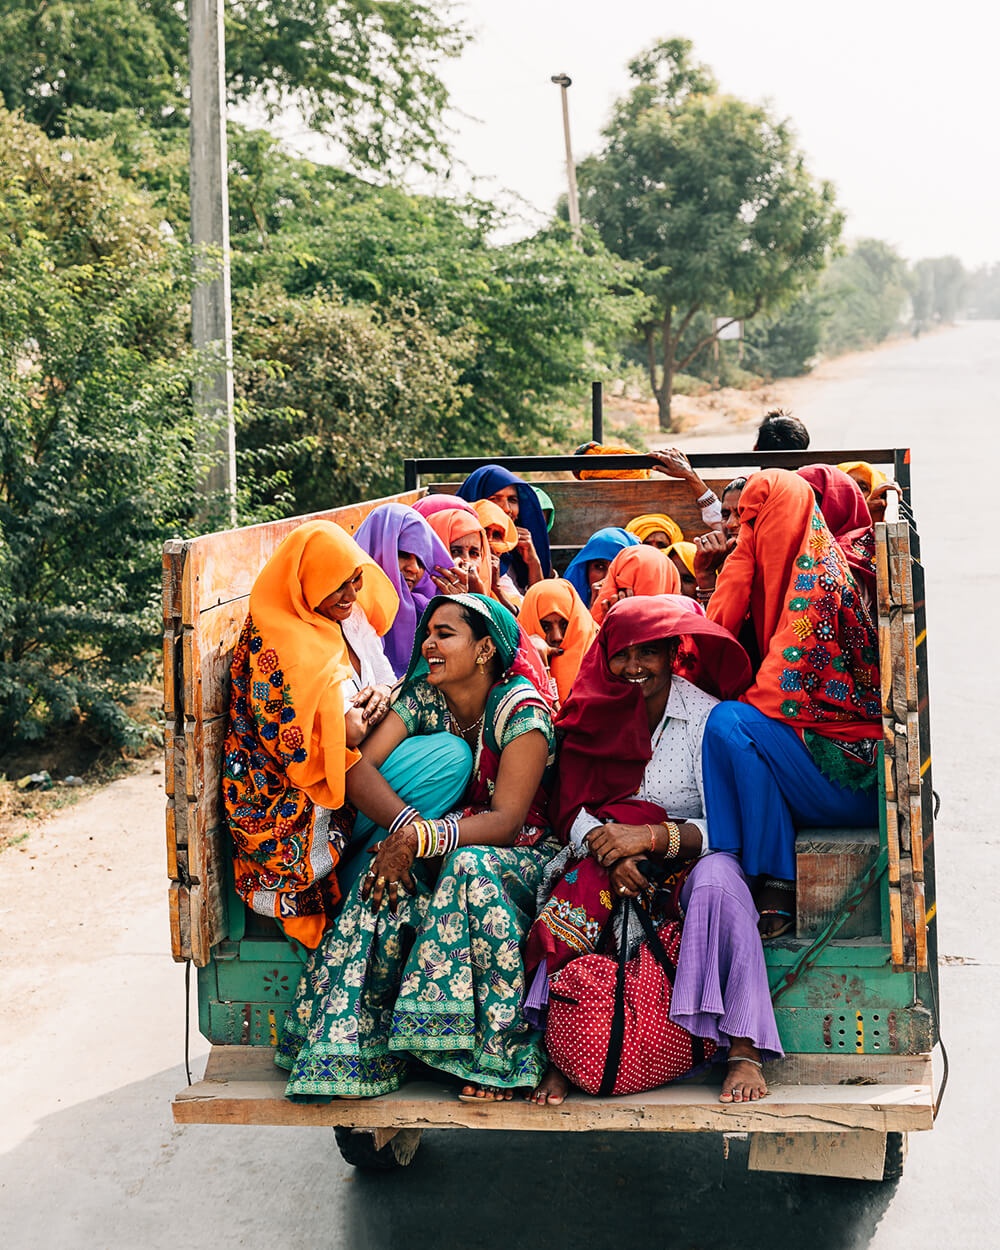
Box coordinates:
[670,852,784,1060]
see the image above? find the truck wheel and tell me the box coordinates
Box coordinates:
[334,1126,422,1170]
[881,1132,907,1181]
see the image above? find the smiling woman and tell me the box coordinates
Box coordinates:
[277,594,560,1104]
[222,521,400,949]
[523,596,781,1107]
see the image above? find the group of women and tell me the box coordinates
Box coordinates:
[223,456,889,1109]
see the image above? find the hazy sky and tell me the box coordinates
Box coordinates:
[278,0,997,266]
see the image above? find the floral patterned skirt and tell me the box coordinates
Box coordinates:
[276,838,558,1097]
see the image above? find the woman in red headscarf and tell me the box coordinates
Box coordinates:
[703,470,881,937]
[798,463,876,602]
[524,596,783,1107]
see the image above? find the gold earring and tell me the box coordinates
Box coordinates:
[476,654,486,668]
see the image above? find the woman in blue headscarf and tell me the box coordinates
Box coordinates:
[354,503,456,677]
[563,526,641,611]
[457,465,551,592]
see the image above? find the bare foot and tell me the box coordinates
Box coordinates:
[755,881,795,938]
[459,1083,513,1101]
[527,1065,571,1107]
[719,1040,768,1103]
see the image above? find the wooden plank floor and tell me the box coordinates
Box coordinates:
[173,1046,934,1134]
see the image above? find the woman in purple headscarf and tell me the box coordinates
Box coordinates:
[354,504,459,676]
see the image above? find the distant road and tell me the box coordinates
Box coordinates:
[1,322,996,1249]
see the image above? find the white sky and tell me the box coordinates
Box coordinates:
[274,0,998,267]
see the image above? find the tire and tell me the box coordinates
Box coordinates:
[334,1126,422,1170]
[881,1132,907,1181]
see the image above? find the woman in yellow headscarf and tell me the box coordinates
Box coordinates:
[665,541,698,597]
[223,520,402,948]
[626,512,685,549]
[836,461,901,524]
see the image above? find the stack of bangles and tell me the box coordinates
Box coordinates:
[646,820,682,858]
[412,816,461,858]
[387,805,462,858]
[695,585,714,605]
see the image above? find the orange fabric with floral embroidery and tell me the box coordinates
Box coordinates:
[707,470,880,742]
[223,520,398,947]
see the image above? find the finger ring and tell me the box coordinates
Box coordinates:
[376,876,386,887]
[618,885,627,894]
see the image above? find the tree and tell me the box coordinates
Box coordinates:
[576,38,843,429]
[0,0,465,172]
[820,239,908,354]
[0,108,203,751]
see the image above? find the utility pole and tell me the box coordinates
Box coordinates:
[551,73,581,239]
[190,0,236,526]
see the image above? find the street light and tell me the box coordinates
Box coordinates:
[551,73,581,239]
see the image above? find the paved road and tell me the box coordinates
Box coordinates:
[2,324,997,1248]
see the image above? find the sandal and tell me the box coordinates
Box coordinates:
[758,908,795,939]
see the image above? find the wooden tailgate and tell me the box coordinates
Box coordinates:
[164,489,425,966]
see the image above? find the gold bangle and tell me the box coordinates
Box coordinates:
[661,821,681,859]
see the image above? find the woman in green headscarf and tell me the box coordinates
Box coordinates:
[278,594,558,1102]
[532,485,555,533]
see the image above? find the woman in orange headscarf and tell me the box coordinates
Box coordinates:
[473,499,524,613]
[591,544,681,623]
[702,470,881,936]
[425,506,495,601]
[519,578,599,704]
[223,521,402,947]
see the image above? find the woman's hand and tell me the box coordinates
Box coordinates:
[648,447,695,480]
[430,564,470,596]
[361,828,417,915]
[586,822,655,867]
[516,527,544,585]
[528,634,562,669]
[354,684,392,721]
[866,481,902,524]
[464,564,488,596]
[589,579,605,608]
[693,531,734,578]
[609,855,650,899]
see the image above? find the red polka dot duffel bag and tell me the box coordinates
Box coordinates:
[545,896,715,1096]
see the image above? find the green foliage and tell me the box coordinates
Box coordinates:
[222,159,647,474]
[0,109,203,751]
[0,0,465,173]
[233,287,471,515]
[575,37,843,428]
[818,239,908,355]
[0,0,187,135]
[742,290,825,378]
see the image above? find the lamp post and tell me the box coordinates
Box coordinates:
[190,0,236,525]
[551,73,581,239]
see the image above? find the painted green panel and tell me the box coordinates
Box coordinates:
[763,939,893,968]
[774,1005,934,1055]
[217,959,299,1004]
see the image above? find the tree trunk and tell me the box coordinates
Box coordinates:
[657,315,676,432]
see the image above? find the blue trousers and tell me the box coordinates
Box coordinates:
[335,733,473,900]
[701,703,878,881]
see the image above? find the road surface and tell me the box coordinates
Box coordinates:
[1,323,996,1248]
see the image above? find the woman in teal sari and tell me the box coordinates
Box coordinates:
[277,594,557,1102]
